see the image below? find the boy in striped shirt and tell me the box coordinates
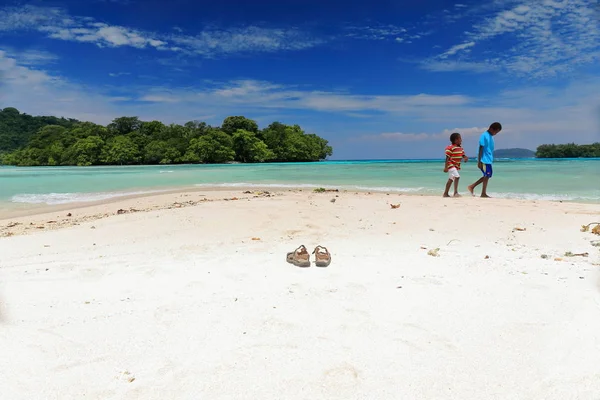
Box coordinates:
[443,132,469,197]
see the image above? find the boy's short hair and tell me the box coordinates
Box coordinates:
[489,122,502,132]
[450,132,461,144]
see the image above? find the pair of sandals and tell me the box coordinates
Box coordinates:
[286,245,331,268]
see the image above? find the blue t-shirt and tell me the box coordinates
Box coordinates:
[479,131,495,164]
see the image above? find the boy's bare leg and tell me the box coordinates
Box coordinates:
[453,177,461,197]
[468,177,485,196]
[443,179,452,197]
[481,177,491,198]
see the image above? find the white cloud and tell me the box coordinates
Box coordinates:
[359,127,486,142]
[0,5,323,56]
[439,41,475,58]
[139,94,180,103]
[421,60,494,73]
[130,79,471,115]
[344,24,417,43]
[345,24,408,40]
[0,50,57,86]
[1,51,599,154]
[0,48,58,66]
[431,0,600,77]
[41,23,167,49]
[0,5,66,31]
[169,27,322,56]
[108,72,131,77]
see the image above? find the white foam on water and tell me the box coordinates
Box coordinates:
[11,190,168,205]
[488,192,600,202]
[10,185,599,206]
[192,182,599,202]
[193,182,427,193]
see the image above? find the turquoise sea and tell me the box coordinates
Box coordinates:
[1,159,599,211]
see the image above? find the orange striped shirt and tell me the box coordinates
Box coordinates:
[445,144,465,170]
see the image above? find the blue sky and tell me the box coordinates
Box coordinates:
[0,0,599,159]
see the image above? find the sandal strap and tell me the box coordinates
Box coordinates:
[313,245,329,255]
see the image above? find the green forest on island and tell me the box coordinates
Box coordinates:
[534,143,600,158]
[1,107,599,165]
[0,107,332,166]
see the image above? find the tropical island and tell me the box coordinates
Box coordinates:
[0,107,333,166]
[535,143,600,158]
[2,108,599,166]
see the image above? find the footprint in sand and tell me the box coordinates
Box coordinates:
[153,305,179,327]
[345,282,368,295]
[394,323,457,351]
[320,363,361,393]
[408,275,444,286]
[261,316,298,332]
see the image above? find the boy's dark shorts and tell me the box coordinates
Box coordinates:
[480,163,493,178]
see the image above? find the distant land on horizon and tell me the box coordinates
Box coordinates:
[494,148,536,158]
[462,148,535,160]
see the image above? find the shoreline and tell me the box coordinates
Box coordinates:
[2,185,600,238]
[3,160,600,210]
[3,180,600,219]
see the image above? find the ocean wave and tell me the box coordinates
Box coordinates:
[11,190,167,205]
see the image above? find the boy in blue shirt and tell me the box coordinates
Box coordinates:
[467,122,502,198]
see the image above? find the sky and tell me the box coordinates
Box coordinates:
[0,0,599,159]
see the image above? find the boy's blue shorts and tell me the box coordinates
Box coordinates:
[480,163,493,178]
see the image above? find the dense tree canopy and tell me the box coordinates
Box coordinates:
[535,143,600,158]
[0,107,79,153]
[0,109,333,166]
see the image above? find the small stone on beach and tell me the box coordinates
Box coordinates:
[427,248,440,257]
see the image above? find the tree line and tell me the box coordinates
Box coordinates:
[0,108,333,166]
[535,143,600,158]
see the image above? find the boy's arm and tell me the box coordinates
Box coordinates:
[477,145,483,169]
[444,156,450,172]
[462,149,469,162]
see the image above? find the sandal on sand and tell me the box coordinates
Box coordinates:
[312,245,331,267]
[286,245,311,268]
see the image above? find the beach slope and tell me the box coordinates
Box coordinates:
[1,190,599,399]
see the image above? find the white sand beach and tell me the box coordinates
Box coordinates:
[1,189,599,399]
